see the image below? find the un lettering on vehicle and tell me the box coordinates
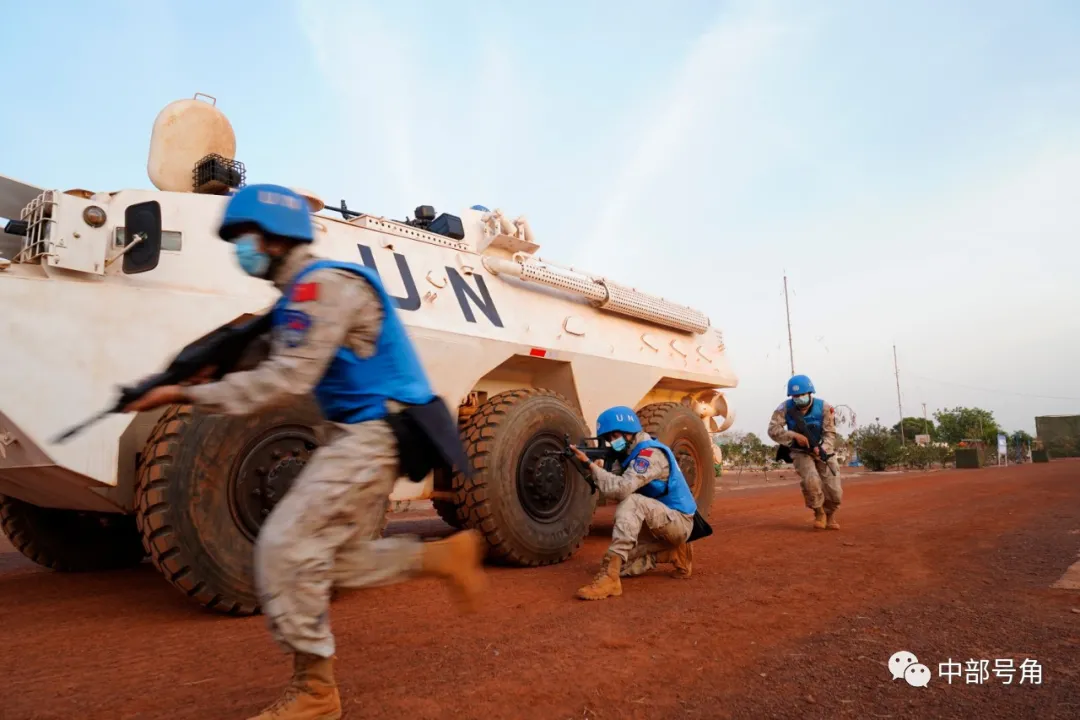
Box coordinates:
[356,243,503,328]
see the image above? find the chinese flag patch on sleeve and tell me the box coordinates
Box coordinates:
[291,282,320,303]
[639,449,653,457]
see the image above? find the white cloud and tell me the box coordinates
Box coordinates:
[575,1,800,272]
[296,1,421,205]
[294,0,540,217]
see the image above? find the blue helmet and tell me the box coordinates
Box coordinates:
[218,184,314,243]
[470,204,490,212]
[596,406,643,437]
[787,374,815,396]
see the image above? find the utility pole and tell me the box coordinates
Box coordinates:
[783,272,794,376]
[893,345,905,444]
[922,403,929,434]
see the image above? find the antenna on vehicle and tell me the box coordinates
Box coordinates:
[322,199,362,220]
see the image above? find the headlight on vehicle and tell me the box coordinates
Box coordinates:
[83,206,107,227]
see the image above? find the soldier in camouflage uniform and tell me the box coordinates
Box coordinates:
[125,184,487,720]
[767,374,842,530]
[571,406,697,600]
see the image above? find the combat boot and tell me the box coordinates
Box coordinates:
[247,652,341,720]
[656,543,693,579]
[420,529,488,612]
[576,552,623,600]
[825,511,840,530]
[812,507,827,530]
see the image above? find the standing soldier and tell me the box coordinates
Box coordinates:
[571,406,697,600]
[768,374,843,530]
[124,184,488,720]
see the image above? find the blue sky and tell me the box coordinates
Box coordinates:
[3,0,1079,438]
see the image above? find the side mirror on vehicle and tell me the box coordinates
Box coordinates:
[122,201,162,275]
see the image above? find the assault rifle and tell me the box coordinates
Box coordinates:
[775,404,833,464]
[544,434,619,494]
[548,433,716,544]
[52,312,273,444]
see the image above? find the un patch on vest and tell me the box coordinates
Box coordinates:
[279,309,312,348]
[631,456,651,474]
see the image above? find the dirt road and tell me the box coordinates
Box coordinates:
[2,462,1078,719]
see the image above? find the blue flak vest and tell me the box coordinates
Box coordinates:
[622,438,698,516]
[785,398,825,444]
[271,259,436,424]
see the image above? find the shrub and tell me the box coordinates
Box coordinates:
[902,444,936,470]
[852,424,904,471]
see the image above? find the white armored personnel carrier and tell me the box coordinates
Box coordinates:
[0,94,738,615]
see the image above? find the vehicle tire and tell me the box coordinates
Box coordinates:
[456,389,596,566]
[428,467,465,529]
[135,400,330,615]
[432,495,466,530]
[0,495,147,572]
[433,499,464,528]
[637,402,716,518]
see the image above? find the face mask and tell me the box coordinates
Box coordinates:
[610,436,628,453]
[234,234,271,278]
[793,394,811,408]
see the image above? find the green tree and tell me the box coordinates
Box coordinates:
[891,416,936,442]
[902,443,936,469]
[742,433,773,467]
[852,423,904,471]
[716,431,748,467]
[933,407,1000,446]
[717,431,779,469]
[901,442,954,470]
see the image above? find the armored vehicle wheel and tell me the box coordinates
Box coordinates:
[134,404,318,615]
[432,497,466,529]
[431,469,466,529]
[454,389,597,566]
[133,402,395,616]
[0,495,147,572]
[637,402,717,518]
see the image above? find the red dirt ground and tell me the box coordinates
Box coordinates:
[1,462,1078,720]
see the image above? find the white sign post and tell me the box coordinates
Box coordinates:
[997,434,1008,466]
